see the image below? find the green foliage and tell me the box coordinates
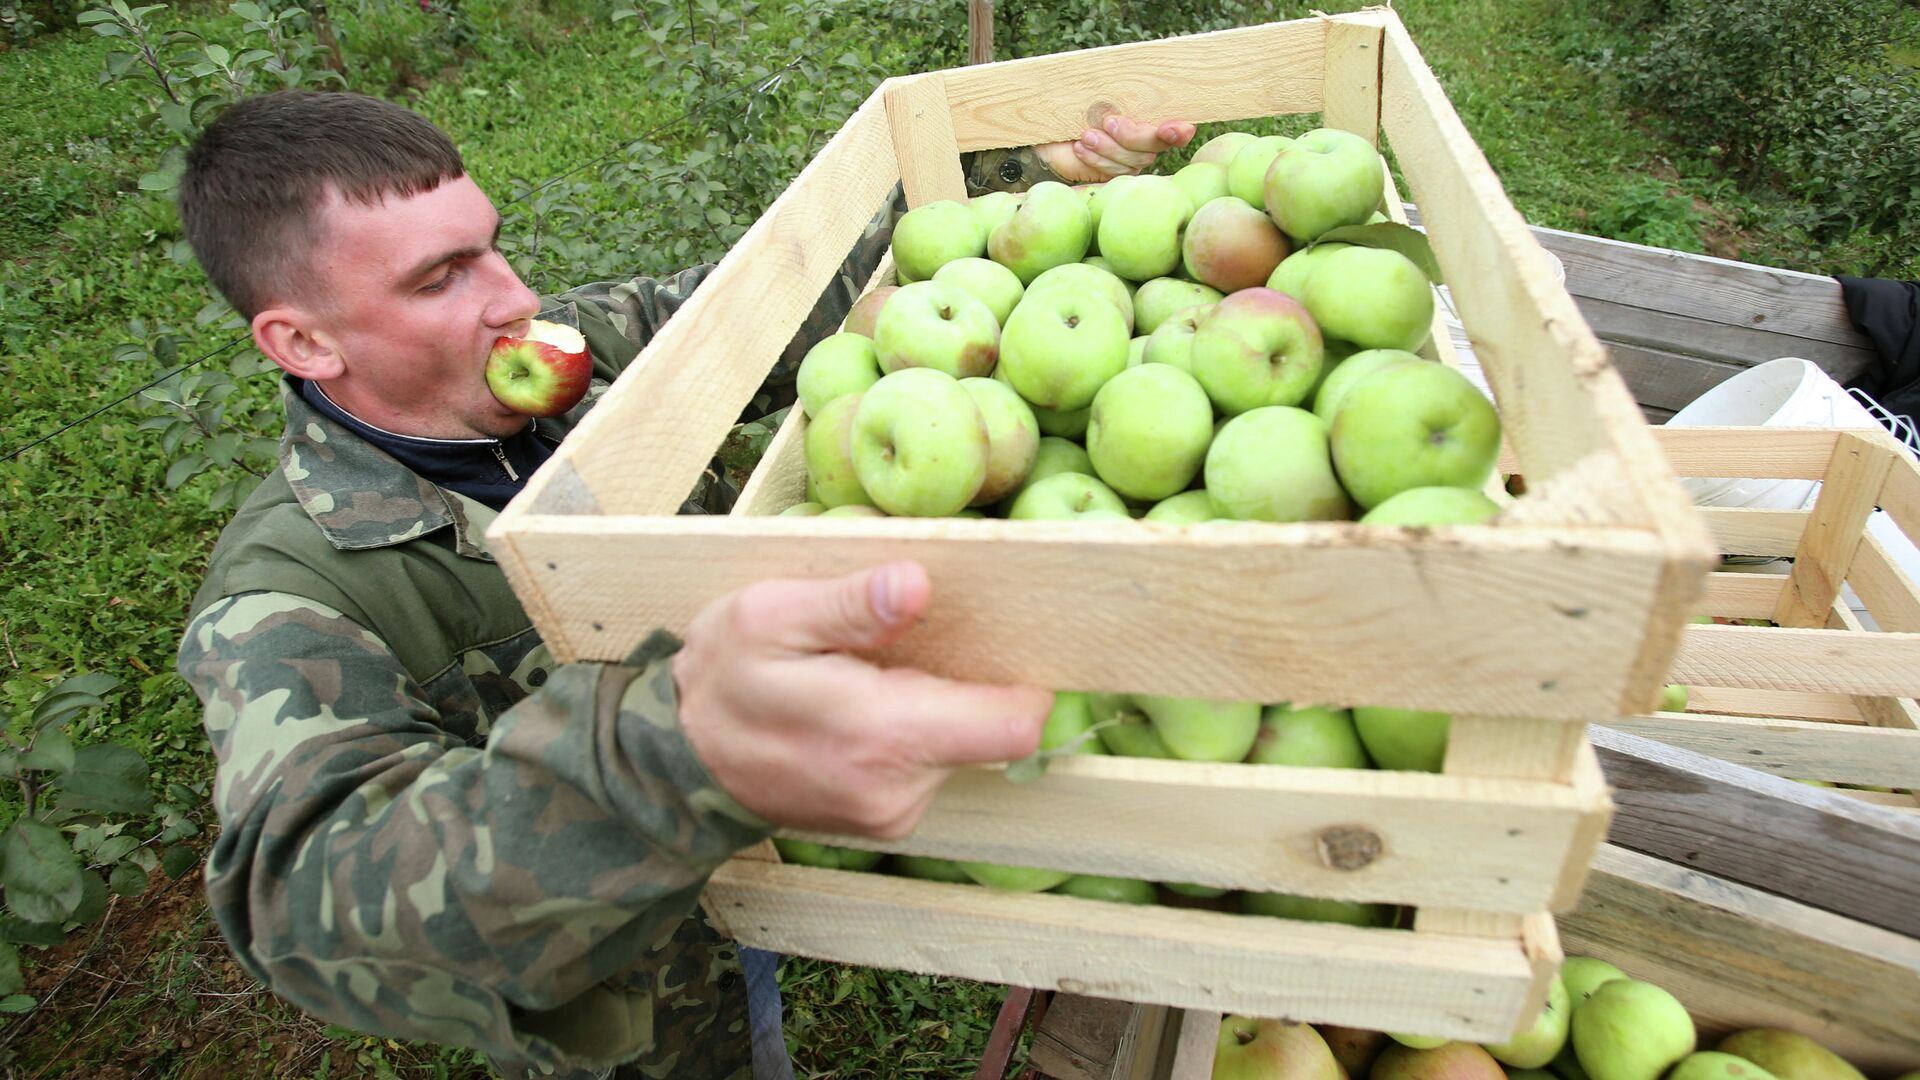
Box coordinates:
[1,2,48,45]
[1589,177,1705,253]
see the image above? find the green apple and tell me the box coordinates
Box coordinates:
[959,376,1040,505]
[1128,335,1149,367]
[872,280,1001,378]
[1249,704,1370,768]
[773,837,884,871]
[1374,1042,1507,1080]
[891,854,975,884]
[998,286,1131,410]
[1191,287,1326,415]
[1170,161,1229,217]
[1353,706,1450,772]
[1097,174,1192,282]
[1182,196,1290,293]
[779,501,825,517]
[797,331,884,417]
[1145,489,1219,524]
[1319,1026,1390,1079]
[1660,684,1690,712]
[1094,703,1176,757]
[1214,1016,1342,1080]
[933,256,1025,327]
[842,285,899,337]
[1512,1071,1560,1080]
[989,180,1093,284]
[1014,436,1095,497]
[1141,303,1213,374]
[891,199,987,282]
[1086,174,1138,251]
[1486,975,1572,1068]
[1008,472,1128,520]
[851,368,990,516]
[1087,364,1215,501]
[1715,1030,1865,1080]
[1263,127,1387,242]
[1390,1033,1453,1050]
[1163,881,1229,898]
[818,504,886,518]
[1084,254,1127,280]
[1266,242,1352,301]
[1312,348,1423,425]
[1192,130,1260,167]
[1301,245,1435,353]
[1041,690,1108,754]
[1554,1040,1594,1080]
[1560,957,1629,1006]
[1330,361,1502,510]
[967,190,1022,241]
[1033,401,1091,438]
[1206,406,1352,522]
[1227,135,1293,210]
[1307,338,1361,403]
[1670,1054,1783,1080]
[1361,487,1502,526]
[1572,980,1696,1080]
[803,392,876,509]
[1091,693,1261,762]
[1134,277,1225,335]
[1242,891,1394,927]
[1026,261,1135,332]
[957,861,1073,892]
[1053,874,1157,904]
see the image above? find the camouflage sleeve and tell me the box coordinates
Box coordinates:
[961,146,1072,197]
[179,591,769,1074]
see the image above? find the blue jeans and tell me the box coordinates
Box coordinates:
[741,947,795,1080]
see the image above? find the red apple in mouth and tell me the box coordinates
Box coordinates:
[486,319,591,417]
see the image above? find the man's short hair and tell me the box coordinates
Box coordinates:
[178,90,466,319]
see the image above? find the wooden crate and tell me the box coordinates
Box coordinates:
[486,10,1717,1040]
[1574,425,1920,800]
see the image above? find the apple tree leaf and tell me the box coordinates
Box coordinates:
[1312,222,1445,285]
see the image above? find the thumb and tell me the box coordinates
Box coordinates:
[746,559,933,656]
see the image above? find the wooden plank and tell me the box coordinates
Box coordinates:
[1164,1009,1223,1080]
[1029,994,1132,1080]
[1589,725,1920,938]
[1849,531,1920,633]
[1673,622,1920,698]
[1559,845,1920,1073]
[1601,713,1920,788]
[1114,1004,1172,1080]
[885,74,970,206]
[1825,602,1920,736]
[1651,426,1839,481]
[1878,448,1920,551]
[1699,506,1807,558]
[505,92,901,524]
[976,986,1035,1080]
[1603,341,1746,415]
[498,513,1669,717]
[1776,433,1897,626]
[1686,685,1865,723]
[940,17,1331,151]
[1700,571,1788,621]
[1578,296,1875,378]
[1321,15,1384,143]
[702,860,1543,1042]
[1526,225,1877,353]
[968,0,993,65]
[776,751,1601,912]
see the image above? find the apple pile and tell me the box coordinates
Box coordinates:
[1213,956,1897,1080]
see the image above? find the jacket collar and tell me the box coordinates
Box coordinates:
[276,377,498,560]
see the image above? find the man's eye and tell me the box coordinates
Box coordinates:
[421,270,455,293]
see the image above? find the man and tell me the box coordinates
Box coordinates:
[173,88,1192,1079]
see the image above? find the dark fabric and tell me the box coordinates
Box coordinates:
[1837,275,1920,431]
[294,376,558,512]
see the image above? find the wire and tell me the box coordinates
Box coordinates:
[0,53,808,465]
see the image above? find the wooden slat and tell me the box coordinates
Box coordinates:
[504,91,901,523]
[1826,602,1920,737]
[1028,994,1132,1080]
[1115,1004,1173,1080]
[884,74,969,206]
[1699,506,1807,558]
[1700,571,1789,620]
[939,17,1330,151]
[967,0,993,65]
[1603,341,1746,415]
[1673,622,1920,698]
[499,513,1669,717]
[1590,726,1920,938]
[1165,1009,1223,1080]
[1321,14,1385,142]
[1578,296,1875,378]
[1849,531,1920,633]
[1601,713,1920,788]
[1650,426,1839,480]
[1686,685,1864,723]
[778,751,1601,912]
[1776,433,1896,626]
[1559,845,1920,1073]
[1878,448,1920,550]
[702,860,1543,1042]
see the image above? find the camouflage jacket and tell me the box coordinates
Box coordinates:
[175,148,1064,1080]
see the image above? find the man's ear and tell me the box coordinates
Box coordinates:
[252,305,344,380]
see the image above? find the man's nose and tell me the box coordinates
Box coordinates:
[489,251,543,331]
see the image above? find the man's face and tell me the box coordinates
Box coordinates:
[304,174,543,440]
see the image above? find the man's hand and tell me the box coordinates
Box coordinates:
[673,561,1052,840]
[1036,116,1198,185]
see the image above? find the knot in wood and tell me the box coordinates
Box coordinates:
[1315,826,1382,871]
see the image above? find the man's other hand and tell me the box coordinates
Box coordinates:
[1036,116,1198,184]
[674,560,1053,840]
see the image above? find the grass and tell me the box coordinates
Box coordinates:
[0,0,1914,1076]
